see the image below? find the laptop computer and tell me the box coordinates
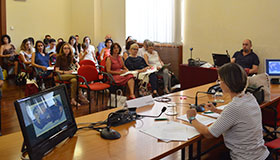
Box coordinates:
[212,53,230,67]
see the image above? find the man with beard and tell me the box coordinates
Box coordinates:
[231,39,259,75]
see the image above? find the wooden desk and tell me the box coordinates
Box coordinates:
[0,83,279,160]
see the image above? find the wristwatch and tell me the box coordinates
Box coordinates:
[189,116,196,124]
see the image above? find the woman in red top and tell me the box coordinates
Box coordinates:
[106,43,135,99]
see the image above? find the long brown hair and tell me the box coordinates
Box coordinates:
[58,43,74,64]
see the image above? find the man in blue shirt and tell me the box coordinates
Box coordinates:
[97,34,111,53]
[231,39,259,75]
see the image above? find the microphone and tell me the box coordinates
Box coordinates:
[100,112,121,140]
[190,91,215,112]
[136,107,167,118]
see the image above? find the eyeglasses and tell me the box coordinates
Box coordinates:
[63,47,70,50]
[132,48,138,51]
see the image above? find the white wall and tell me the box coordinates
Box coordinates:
[6,0,71,49]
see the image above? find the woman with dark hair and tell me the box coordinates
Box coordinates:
[106,43,135,99]
[100,38,113,61]
[55,43,81,106]
[186,63,272,160]
[0,34,19,75]
[83,36,95,55]
[68,36,79,62]
[31,40,52,78]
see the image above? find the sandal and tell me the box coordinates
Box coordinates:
[71,99,81,107]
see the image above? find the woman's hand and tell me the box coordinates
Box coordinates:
[157,66,162,70]
[41,66,48,71]
[186,109,197,119]
[205,103,217,112]
[120,70,127,74]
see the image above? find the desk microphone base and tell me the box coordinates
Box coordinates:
[100,128,121,140]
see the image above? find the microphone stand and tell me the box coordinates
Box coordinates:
[100,113,121,140]
[190,91,214,112]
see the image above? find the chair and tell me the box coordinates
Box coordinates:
[262,98,280,140]
[265,138,280,159]
[79,59,96,66]
[77,65,111,113]
[33,67,55,90]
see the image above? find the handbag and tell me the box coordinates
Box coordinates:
[25,79,39,96]
[107,89,127,107]
[247,73,270,102]
[246,86,264,104]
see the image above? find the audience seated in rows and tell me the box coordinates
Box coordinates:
[0,35,19,76]
[125,43,159,97]
[97,34,111,53]
[105,43,136,99]
[100,38,113,61]
[144,41,171,93]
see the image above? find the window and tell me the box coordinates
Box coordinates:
[126,0,178,43]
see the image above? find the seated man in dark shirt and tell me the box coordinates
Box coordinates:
[231,39,259,75]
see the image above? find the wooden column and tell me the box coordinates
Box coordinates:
[0,0,6,43]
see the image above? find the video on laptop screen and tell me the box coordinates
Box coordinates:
[15,85,76,148]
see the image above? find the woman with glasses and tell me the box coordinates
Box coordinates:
[186,63,272,160]
[55,43,81,106]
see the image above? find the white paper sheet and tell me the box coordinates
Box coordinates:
[177,114,216,126]
[216,105,226,110]
[139,121,200,142]
[202,112,220,118]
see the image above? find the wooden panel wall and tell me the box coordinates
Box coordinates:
[138,43,183,78]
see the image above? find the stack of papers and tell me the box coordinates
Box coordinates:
[202,112,220,118]
[216,105,226,110]
[177,114,216,126]
[139,121,200,142]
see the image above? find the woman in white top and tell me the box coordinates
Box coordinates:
[144,41,171,94]
[83,36,95,57]
[79,42,98,66]
[19,39,33,67]
[186,63,272,160]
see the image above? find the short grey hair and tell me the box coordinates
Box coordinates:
[146,41,154,47]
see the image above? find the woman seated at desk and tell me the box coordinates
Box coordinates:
[186,63,272,160]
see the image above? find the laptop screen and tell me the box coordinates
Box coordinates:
[212,53,230,67]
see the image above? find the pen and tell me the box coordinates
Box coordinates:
[204,111,214,114]
[154,118,168,121]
